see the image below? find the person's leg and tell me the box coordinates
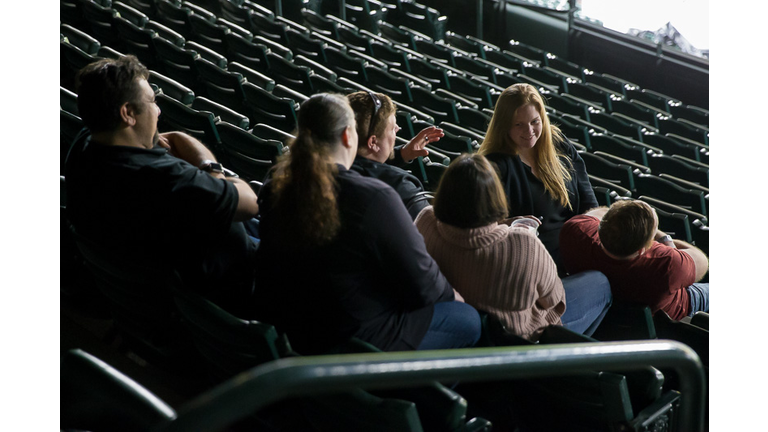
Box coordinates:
[417,301,481,350]
[243,218,260,248]
[560,270,613,336]
[686,283,709,316]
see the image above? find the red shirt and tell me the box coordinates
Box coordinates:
[560,215,695,320]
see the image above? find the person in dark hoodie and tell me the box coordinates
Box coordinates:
[347,91,445,220]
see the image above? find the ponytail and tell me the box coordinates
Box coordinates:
[267,93,354,248]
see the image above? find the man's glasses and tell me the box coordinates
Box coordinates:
[366,91,382,139]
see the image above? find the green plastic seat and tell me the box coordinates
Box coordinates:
[155,92,222,157]
[633,173,707,217]
[214,121,287,182]
[646,153,708,187]
[242,82,299,133]
[150,69,196,105]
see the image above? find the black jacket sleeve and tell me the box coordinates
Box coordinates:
[363,187,455,309]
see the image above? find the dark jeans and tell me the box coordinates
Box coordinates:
[560,270,613,336]
[417,301,482,350]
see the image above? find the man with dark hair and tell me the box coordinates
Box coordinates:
[65,55,259,313]
[559,200,708,320]
[346,91,443,220]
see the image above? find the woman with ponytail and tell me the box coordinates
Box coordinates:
[254,93,480,354]
[480,83,598,275]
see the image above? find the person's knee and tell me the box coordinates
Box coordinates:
[447,301,482,345]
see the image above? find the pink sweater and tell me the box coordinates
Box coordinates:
[415,206,565,340]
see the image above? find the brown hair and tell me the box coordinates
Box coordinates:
[433,153,509,229]
[599,200,657,257]
[75,55,150,133]
[478,83,573,209]
[347,91,397,151]
[268,93,355,248]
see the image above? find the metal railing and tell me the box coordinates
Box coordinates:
[158,340,706,432]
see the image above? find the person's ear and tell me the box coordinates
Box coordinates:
[341,125,354,149]
[367,134,379,153]
[120,102,137,126]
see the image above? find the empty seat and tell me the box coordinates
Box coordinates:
[324,45,369,82]
[60,23,101,55]
[156,93,222,153]
[633,173,707,217]
[507,39,546,63]
[579,151,636,190]
[214,121,287,182]
[242,82,299,133]
[588,133,653,167]
[588,111,645,141]
[646,153,709,187]
[657,118,708,146]
[265,52,315,96]
[192,96,250,129]
[223,31,270,72]
[364,66,413,104]
[410,87,459,124]
[193,58,247,112]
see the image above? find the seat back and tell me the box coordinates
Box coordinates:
[215,121,286,182]
[61,349,176,432]
[591,301,657,341]
[156,93,221,152]
[172,290,287,381]
[242,82,299,133]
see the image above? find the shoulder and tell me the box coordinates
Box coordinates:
[414,205,436,228]
[338,167,401,205]
[562,215,599,235]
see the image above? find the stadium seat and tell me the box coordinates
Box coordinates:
[588,112,646,141]
[60,86,79,116]
[150,70,196,105]
[633,173,708,217]
[657,118,708,146]
[265,52,315,96]
[579,151,636,190]
[566,82,615,110]
[443,74,496,110]
[646,153,708,187]
[641,132,707,163]
[60,39,97,91]
[192,96,250,129]
[323,45,369,82]
[227,61,276,91]
[588,133,654,167]
[193,57,248,112]
[156,93,222,152]
[506,39,546,63]
[155,0,196,39]
[80,0,122,48]
[113,16,160,69]
[410,87,460,124]
[669,103,709,127]
[583,72,630,97]
[187,13,233,54]
[592,301,657,342]
[364,66,414,104]
[588,175,632,203]
[625,88,673,113]
[222,31,270,72]
[242,82,299,133]
[61,349,177,432]
[172,289,288,381]
[301,8,339,39]
[248,8,291,45]
[251,123,296,144]
[378,20,417,48]
[690,312,709,330]
[337,24,375,55]
[60,23,102,55]
[609,99,661,130]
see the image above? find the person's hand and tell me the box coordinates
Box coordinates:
[400,126,445,162]
[500,215,541,227]
[453,289,465,303]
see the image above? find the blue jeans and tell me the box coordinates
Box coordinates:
[417,301,482,350]
[560,270,613,336]
[687,283,709,316]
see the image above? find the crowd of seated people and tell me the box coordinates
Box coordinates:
[66,53,709,356]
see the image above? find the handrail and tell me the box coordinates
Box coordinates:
[158,340,705,432]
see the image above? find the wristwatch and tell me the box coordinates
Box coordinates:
[199,159,224,174]
[658,234,673,244]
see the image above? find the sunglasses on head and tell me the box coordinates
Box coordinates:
[366,91,382,139]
